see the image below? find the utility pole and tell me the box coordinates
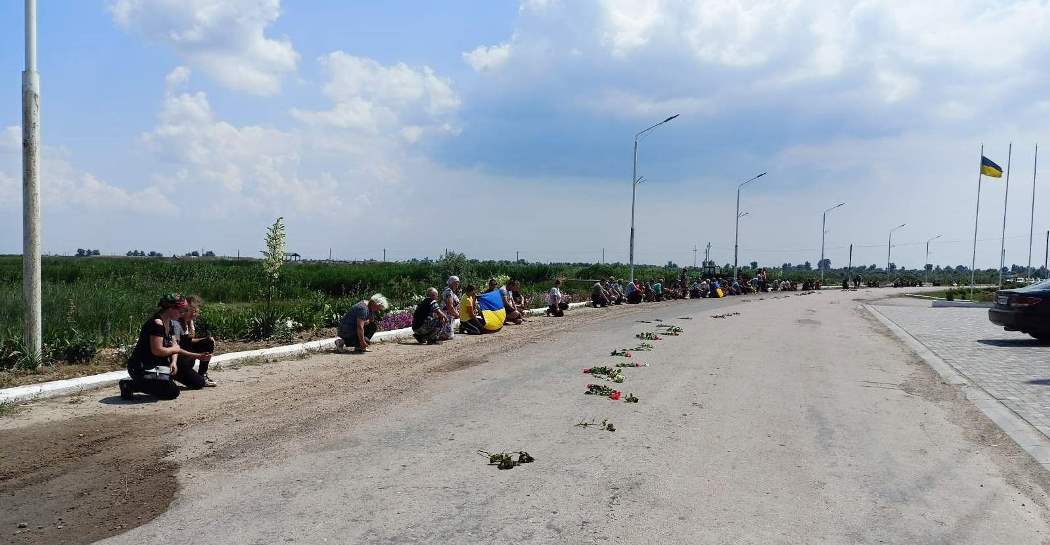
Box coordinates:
[693,245,697,268]
[704,242,711,264]
[601,248,605,264]
[847,243,853,286]
[734,172,767,281]
[328,248,332,261]
[383,248,386,262]
[516,250,519,262]
[820,202,845,285]
[925,234,942,286]
[22,0,42,360]
[629,114,679,284]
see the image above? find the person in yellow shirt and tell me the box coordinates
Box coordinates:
[458,285,485,335]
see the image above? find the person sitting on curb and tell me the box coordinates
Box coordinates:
[170,294,217,388]
[605,278,625,304]
[459,285,485,334]
[336,294,389,353]
[591,279,611,307]
[119,294,211,401]
[441,276,461,340]
[413,288,448,344]
[487,278,523,324]
[626,280,642,304]
[546,279,570,316]
[652,278,664,301]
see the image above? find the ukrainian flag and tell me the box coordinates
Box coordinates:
[980,156,1004,178]
[477,290,507,332]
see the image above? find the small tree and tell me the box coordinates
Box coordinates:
[749,261,758,270]
[261,217,286,307]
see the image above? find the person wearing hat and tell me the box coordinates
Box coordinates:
[440,276,461,340]
[119,294,212,401]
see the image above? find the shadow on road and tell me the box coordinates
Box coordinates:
[98,394,160,405]
[977,339,1045,348]
[1026,379,1050,386]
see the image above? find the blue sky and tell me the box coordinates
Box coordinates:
[1,1,1049,270]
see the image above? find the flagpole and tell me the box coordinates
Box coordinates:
[998,143,1013,287]
[970,145,984,300]
[1027,143,1038,281]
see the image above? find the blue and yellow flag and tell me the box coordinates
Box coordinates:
[477,290,506,332]
[980,156,1003,178]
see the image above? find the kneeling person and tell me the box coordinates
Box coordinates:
[413,288,448,344]
[337,294,389,353]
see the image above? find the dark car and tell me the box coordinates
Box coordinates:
[988,279,1050,341]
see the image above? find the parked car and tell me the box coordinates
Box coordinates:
[988,280,1050,341]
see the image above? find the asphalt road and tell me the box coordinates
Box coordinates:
[33,291,1050,544]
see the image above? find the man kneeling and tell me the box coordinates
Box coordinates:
[336,294,389,353]
[413,288,449,344]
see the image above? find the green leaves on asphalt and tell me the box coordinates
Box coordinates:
[478,450,535,470]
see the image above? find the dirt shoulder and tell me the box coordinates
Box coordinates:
[0,301,678,545]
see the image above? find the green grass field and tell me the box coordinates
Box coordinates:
[0,252,1021,371]
[0,254,683,368]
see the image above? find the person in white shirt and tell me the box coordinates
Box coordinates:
[546,279,569,317]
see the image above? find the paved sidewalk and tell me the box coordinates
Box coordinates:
[872,298,1050,438]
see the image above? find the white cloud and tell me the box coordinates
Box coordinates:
[137,51,464,219]
[109,0,298,96]
[0,125,176,216]
[470,0,1050,121]
[165,65,191,89]
[292,52,460,138]
[463,43,512,72]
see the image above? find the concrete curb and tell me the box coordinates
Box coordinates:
[930,300,992,309]
[0,301,593,405]
[863,304,1050,471]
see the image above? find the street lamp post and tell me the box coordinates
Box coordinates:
[924,234,942,286]
[887,223,906,275]
[733,172,767,280]
[23,0,42,361]
[629,114,679,283]
[819,202,845,285]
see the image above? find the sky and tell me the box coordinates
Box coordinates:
[1,0,1050,270]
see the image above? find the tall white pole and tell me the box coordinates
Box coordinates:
[971,145,984,300]
[820,203,845,285]
[1027,144,1038,281]
[887,224,905,275]
[820,211,827,284]
[23,0,42,360]
[733,172,766,281]
[924,234,941,286]
[628,114,678,284]
[733,186,741,279]
[999,143,1013,287]
[629,138,638,284]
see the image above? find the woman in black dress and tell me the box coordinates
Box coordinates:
[118,294,212,400]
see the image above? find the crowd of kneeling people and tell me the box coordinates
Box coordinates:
[122,269,804,399]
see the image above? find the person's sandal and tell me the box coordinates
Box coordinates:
[202,374,217,387]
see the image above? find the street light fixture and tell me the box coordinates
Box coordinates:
[820,202,846,284]
[734,172,767,280]
[924,234,942,286]
[629,114,679,283]
[887,223,906,274]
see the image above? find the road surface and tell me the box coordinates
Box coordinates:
[3,290,1048,544]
